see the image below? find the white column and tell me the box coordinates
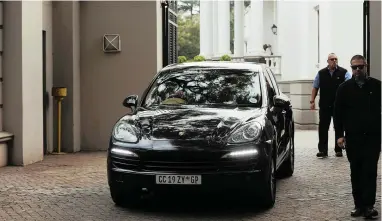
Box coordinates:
[247,0,264,56]
[3,1,44,165]
[212,0,219,57]
[272,0,278,55]
[234,0,244,57]
[217,0,231,56]
[199,0,213,59]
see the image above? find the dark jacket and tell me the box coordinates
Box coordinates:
[334,76,381,142]
[318,66,348,108]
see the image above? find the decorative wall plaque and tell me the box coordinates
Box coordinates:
[103,34,121,53]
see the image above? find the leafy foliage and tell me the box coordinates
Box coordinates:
[178,0,200,18]
[178,56,188,63]
[177,0,252,59]
[220,55,232,61]
[178,15,200,60]
[193,55,205,62]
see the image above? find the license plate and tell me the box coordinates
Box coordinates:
[155,175,202,185]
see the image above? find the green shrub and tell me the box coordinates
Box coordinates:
[193,55,206,62]
[220,54,232,61]
[178,56,187,63]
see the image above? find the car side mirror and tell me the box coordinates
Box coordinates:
[122,95,138,112]
[273,94,291,108]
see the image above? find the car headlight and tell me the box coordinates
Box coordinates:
[228,121,262,144]
[112,120,139,143]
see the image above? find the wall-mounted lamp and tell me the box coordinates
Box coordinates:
[271,24,277,35]
[160,0,168,8]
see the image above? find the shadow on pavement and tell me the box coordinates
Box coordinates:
[119,191,269,218]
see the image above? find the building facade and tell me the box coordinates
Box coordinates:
[199,0,381,129]
[0,0,380,167]
[0,1,179,167]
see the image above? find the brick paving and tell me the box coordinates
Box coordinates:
[0,130,380,221]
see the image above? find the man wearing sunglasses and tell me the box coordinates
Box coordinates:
[310,53,352,158]
[334,54,381,218]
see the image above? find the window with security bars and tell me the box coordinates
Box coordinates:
[162,0,178,67]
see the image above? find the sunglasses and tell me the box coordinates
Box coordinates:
[329,58,338,61]
[351,65,365,70]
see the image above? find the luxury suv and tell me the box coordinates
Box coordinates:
[107,62,295,208]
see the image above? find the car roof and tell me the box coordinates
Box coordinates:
[161,61,266,72]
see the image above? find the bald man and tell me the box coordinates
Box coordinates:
[310,53,352,158]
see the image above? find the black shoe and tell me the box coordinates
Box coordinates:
[316,152,328,158]
[351,207,363,217]
[335,152,343,157]
[364,207,378,219]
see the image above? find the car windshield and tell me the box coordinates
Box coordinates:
[143,66,262,107]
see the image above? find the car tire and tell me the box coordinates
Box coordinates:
[109,182,141,207]
[277,121,295,178]
[256,152,276,209]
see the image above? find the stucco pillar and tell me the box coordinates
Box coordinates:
[212,0,219,57]
[369,1,381,80]
[216,0,231,56]
[272,1,279,55]
[234,0,244,57]
[199,0,213,59]
[247,0,264,56]
[52,1,81,153]
[3,1,44,165]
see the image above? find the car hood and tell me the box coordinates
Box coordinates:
[125,106,265,144]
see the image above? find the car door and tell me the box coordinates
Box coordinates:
[263,68,288,158]
[263,69,283,159]
[268,68,293,154]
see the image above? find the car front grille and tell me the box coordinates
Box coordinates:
[142,159,257,173]
[111,155,257,173]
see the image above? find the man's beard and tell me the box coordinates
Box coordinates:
[355,71,368,86]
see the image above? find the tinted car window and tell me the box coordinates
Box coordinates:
[263,70,276,106]
[143,67,262,107]
[266,68,280,94]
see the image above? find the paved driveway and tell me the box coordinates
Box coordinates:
[0,130,380,221]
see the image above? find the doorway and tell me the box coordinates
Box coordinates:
[42,30,48,155]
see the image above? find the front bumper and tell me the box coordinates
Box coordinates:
[107,142,271,192]
[108,168,264,193]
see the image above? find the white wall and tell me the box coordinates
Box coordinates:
[326,1,363,72]
[278,1,363,81]
[278,1,312,81]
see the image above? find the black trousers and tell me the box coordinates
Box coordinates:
[346,137,381,208]
[318,106,342,153]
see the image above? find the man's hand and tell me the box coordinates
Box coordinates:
[337,137,346,148]
[310,101,315,110]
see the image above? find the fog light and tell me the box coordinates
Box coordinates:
[222,149,258,158]
[111,148,138,157]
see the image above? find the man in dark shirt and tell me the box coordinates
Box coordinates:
[334,54,381,219]
[310,53,352,158]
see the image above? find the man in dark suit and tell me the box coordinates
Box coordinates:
[310,53,352,158]
[334,54,381,218]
